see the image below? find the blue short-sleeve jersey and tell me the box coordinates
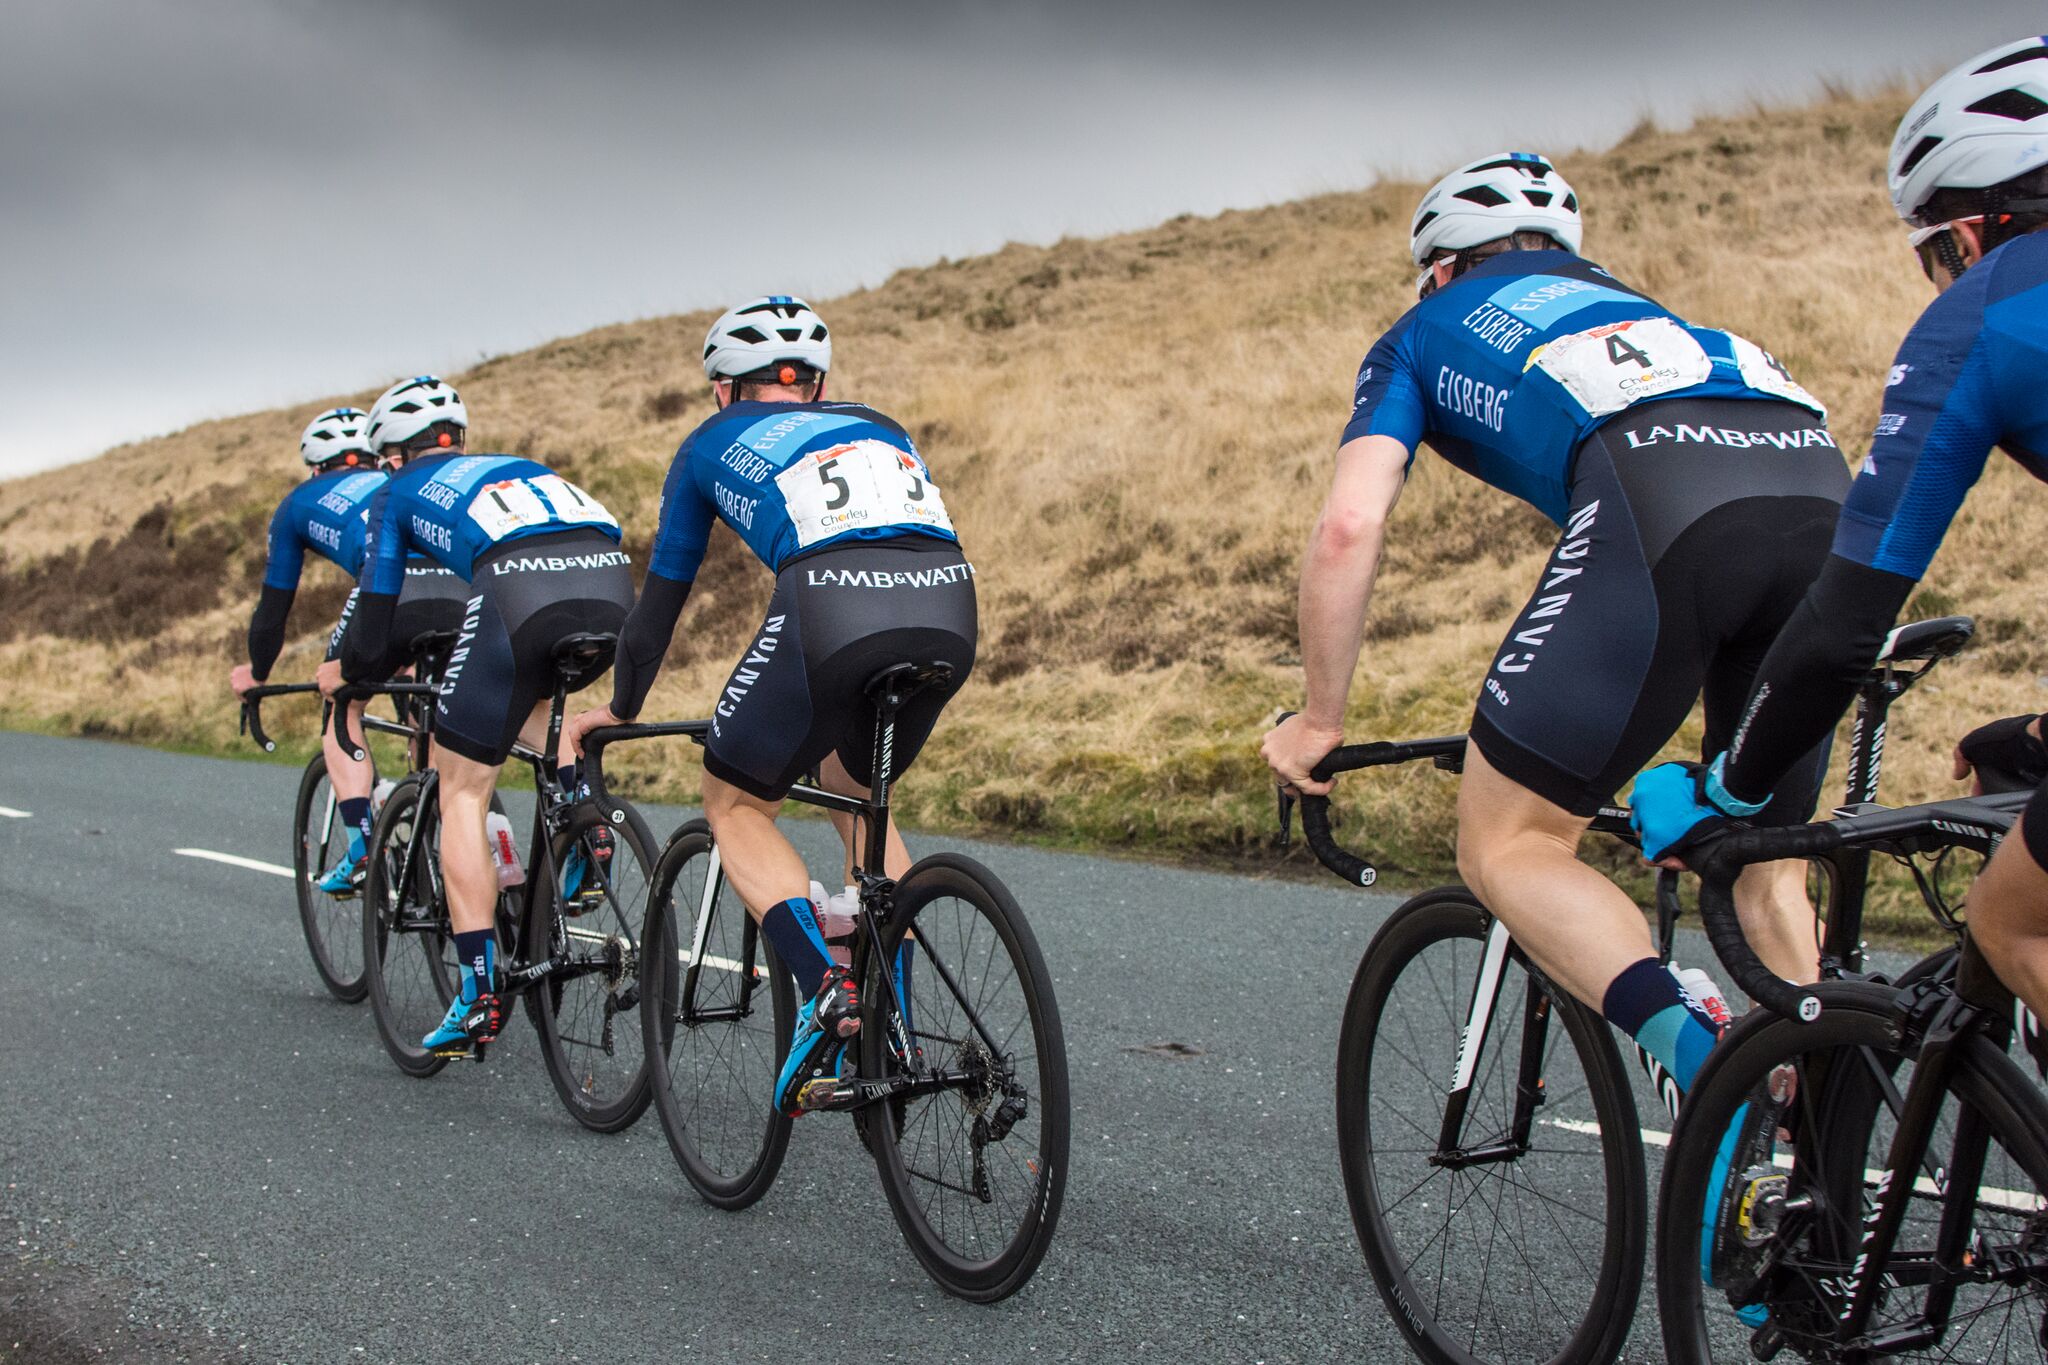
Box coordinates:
[1829,232,2048,580]
[359,453,622,596]
[260,469,386,589]
[1342,250,1826,524]
[646,400,958,584]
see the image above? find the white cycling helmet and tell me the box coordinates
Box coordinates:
[1410,152,1583,266]
[298,407,373,468]
[364,376,468,452]
[1889,36,2048,224]
[702,296,831,381]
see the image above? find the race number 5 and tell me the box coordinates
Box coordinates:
[775,439,955,549]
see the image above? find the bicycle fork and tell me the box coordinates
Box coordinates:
[1434,918,1550,1167]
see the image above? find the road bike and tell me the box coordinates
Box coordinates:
[1282,615,1976,1365]
[585,659,1071,1302]
[356,632,659,1132]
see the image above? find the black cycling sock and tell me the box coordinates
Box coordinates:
[556,761,583,796]
[453,930,495,1002]
[760,898,833,1000]
[338,797,372,852]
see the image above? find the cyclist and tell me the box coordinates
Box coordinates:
[563,296,975,1116]
[230,408,397,893]
[321,375,633,1054]
[1631,37,2048,1023]
[1261,152,1849,1106]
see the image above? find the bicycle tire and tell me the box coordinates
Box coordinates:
[526,797,658,1132]
[1658,980,2048,1363]
[291,752,370,1002]
[862,852,1070,1303]
[640,819,796,1209]
[361,776,459,1078]
[1339,887,1645,1365]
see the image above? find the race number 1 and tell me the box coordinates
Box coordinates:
[775,439,955,549]
[467,475,618,542]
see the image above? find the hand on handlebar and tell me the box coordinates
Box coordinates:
[1262,712,1344,797]
[314,658,344,699]
[228,663,258,699]
[1952,712,2047,796]
[562,704,619,760]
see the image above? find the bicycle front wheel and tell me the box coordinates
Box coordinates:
[862,852,1069,1303]
[292,752,369,1002]
[361,776,458,1078]
[1658,981,2048,1364]
[640,819,795,1209]
[526,797,658,1132]
[1339,887,1645,1365]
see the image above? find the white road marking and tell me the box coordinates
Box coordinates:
[175,848,295,879]
[0,806,30,819]
[1544,1118,2042,1210]
[681,951,767,979]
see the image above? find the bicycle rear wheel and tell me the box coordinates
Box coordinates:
[640,820,795,1209]
[526,798,658,1132]
[1658,981,2048,1364]
[862,852,1069,1303]
[1339,887,1645,1365]
[361,776,460,1078]
[292,752,369,1002]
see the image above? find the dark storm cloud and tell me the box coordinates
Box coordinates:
[5,0,2044,474]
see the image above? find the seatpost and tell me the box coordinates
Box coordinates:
[1844,672,1895,807]
[544,679,568,798]
[866,689,900,875]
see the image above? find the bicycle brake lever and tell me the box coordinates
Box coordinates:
[1276,786,1296,849]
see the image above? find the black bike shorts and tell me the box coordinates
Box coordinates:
[704,540,978,803]
[323,561,469,674]
[433,529,634,767]
[1469,397,1850,820]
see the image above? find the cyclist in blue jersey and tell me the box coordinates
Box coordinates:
[564,297,975,1116]
[320,375,634,1054]
[230,408,400,893]
[1262,151,1849,1106]
[1633,38,2048,1024]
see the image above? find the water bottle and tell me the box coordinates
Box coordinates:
[1671,964,1733,1035]
[485,811,525,888]
[371,778,397,816]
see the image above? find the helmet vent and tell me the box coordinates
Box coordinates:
[1563,192,1579,212]
[1469,156,1549,178]
[810,325,828,340]
[1896,135,1943,177]
[1454,184,1510,208]
[727,325,769,344]
[1966,89,2048,122]
[1975,44,2048,75]
[1523,190,1553,206]
[391,400,423,415]
[777,327,802,341]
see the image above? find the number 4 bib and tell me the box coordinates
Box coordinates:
[1527,318,1712,417]
[775,439,955,550]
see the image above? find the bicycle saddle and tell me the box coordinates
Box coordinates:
[1878,615,1974,665]
[408,629,458,675]
[863,661,956,711]
[551,632,619,689]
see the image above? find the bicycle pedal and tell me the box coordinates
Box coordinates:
[795,1077,860,1112]
[1735,1170,1788,1246]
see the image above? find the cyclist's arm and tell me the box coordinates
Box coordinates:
[337,487,407,684]
[606,451,713,720]
[247,499,304,680]
[1720,324,2001,805]
[1300,436,1410,729]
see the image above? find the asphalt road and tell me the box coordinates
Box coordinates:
[2,730,1726,1364]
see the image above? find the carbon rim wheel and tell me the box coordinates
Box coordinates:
[640,820,795,1209]
[528,798,657,1133]
[1658,982,2048,1364]
[291,753,370,1002]
[361,777,458,1078]
[1339,888,1645,1365]
[863,852,1069,1303]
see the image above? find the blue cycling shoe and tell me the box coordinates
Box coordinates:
[1701,1067,1795,1328]
[775,967,862,1116]
[558,825,613,908]
[317,853,367,896]
[421,988,504,1057]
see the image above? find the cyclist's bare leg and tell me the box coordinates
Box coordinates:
[1731,858,1820,985]
[701,771,808,921]
[817,750,912,882]
[1965,812,2048,1021]
[431,742,505,937]
[322,699,375,804]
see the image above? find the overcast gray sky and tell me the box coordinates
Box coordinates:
[4,1,2042,478]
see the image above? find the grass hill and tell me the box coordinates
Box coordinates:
[3,89,2042,931]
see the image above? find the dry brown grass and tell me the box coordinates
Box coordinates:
[3,90,2043,925]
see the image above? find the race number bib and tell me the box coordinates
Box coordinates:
[1528,318,1713,418]
[1726,333,1827,418]
[467,474,618,543]
[774,440,955,550]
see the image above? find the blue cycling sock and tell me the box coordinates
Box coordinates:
[453,930,495,1003]
[339,798,372,858]
[760,898,833,1001]
[893,940,916,1034]
[1603,956,1718,1095]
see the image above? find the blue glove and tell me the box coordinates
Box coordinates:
[1629,754,1769,863]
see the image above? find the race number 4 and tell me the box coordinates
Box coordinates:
[467,474,618,542]
[1528,318,1712,417]
[776,439,955,549]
